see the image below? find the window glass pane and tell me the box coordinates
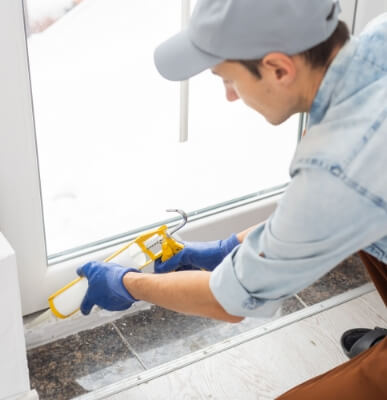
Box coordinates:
[26,0,181,256]
[189,70,298,202]
[26,0,298,259]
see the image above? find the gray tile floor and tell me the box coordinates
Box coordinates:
[298,254,370,305]
[27,255,370,400]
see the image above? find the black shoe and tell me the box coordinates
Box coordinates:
[340,327,387,359]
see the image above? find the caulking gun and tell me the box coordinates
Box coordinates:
[47,209,187,319]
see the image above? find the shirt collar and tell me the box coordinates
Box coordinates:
[308,36,359,128]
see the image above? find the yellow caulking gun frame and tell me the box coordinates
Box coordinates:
[48,209,187,319]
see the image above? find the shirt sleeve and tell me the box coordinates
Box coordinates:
[210,167,387,317]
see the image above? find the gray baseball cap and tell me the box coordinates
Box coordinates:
[154,0,341,81]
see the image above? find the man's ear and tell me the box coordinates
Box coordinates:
[261,53,296,85]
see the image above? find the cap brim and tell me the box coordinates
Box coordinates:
[154,29,223,81]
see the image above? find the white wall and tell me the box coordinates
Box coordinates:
[0,234,31,399]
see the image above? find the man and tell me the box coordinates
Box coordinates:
[77,1,387,398]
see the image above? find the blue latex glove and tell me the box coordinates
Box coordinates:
[76,261,140,315]
[154,234,240,273]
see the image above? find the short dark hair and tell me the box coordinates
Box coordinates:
[233,20,350,79]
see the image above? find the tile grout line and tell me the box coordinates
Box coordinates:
[295,294,308,308]
[111,322,148,371]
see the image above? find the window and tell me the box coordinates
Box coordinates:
[0,0,361,315]
[26,0,299,260]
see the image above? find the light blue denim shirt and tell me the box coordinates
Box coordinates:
[210,14,387,317]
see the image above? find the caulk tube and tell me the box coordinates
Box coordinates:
[48,243,146,319]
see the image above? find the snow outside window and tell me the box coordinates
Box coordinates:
[25,0,299,261]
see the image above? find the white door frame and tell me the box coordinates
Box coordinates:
[0,0,49,315]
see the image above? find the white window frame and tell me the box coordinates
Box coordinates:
[0,0,369,315]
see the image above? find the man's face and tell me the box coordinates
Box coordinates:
[211,58,301,125]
